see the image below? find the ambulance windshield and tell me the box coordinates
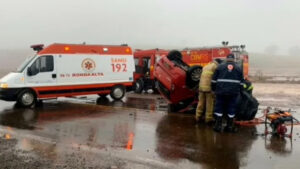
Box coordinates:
[16,55,36,73]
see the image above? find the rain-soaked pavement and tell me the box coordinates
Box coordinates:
[0,83,300,169]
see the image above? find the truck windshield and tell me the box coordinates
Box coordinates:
[16,55,36,73]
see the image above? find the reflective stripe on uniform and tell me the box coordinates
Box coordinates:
[211,80,217,83]
[216,79,241,83]
[202,71,214,75]
[228,114,235,118]
[215,112,223,117]
[200,85,210,88]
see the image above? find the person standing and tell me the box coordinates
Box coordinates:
[212,54,244,132]
[195,59,222,124]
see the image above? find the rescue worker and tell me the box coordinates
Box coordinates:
[195,58,222,124]
[212,54,244,132]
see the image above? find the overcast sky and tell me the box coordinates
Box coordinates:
[0,0,299,54]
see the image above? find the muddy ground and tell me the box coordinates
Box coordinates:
[0,83,300,169]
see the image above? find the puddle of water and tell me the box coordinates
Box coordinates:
[0,93,300,169]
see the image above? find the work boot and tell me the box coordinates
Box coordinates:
[224,118,237,133]
[205,118,215,126]
[213,116,222,132]
[205,112,214,125]
[195,116,204,123]
[195,116,200,123]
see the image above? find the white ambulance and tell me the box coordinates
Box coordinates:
[0,43,135,107]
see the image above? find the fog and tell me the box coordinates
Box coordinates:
[0,0,300,76]
[0,0,299,54]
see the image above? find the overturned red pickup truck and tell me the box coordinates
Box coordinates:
[154,45,258,120]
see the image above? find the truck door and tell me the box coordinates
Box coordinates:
[142,57,151,75]
[25,55,57,86]
[134,58,143,74]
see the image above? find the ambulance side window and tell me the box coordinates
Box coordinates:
[40,55,54,72]
[29,59,40,76]
[28,55,53,76]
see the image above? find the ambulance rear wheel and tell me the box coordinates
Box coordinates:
[17,89,36,108]
[134,79,144,93]
[110,85,125,100]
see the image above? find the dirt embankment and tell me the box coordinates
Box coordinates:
[253,83,300,108]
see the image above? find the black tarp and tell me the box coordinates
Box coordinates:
[235,90,259,121]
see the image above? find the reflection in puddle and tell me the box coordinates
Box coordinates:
[96,95,167,112]
[4,133,11,139]
[0,98,299,168]
[265,135,293,155]
[0,101,137,151]
[126,133,134,150]
[0,105,38,130]
[155,114,258,168]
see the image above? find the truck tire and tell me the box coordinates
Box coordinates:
[96,96,110,105]
[98,94,108,98]
[167,50,182,61]
[110,85,126,100]
[17,89,36,108]
[167,50,189,71]
[186,65,202,89]
[134,79,144,93]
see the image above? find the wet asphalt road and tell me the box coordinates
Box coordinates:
[0,85,300,169]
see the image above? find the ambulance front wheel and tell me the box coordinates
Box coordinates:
[110,85,125,100]
[17,89,36,108]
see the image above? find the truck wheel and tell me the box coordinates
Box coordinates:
[17,89,36,108]
[134,79,144,93]
[186,65,202,89]
[98,94,108,98]
[110,85,125,100]
[167,50,182,61]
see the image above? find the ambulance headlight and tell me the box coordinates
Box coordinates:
[0,83,8,88]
